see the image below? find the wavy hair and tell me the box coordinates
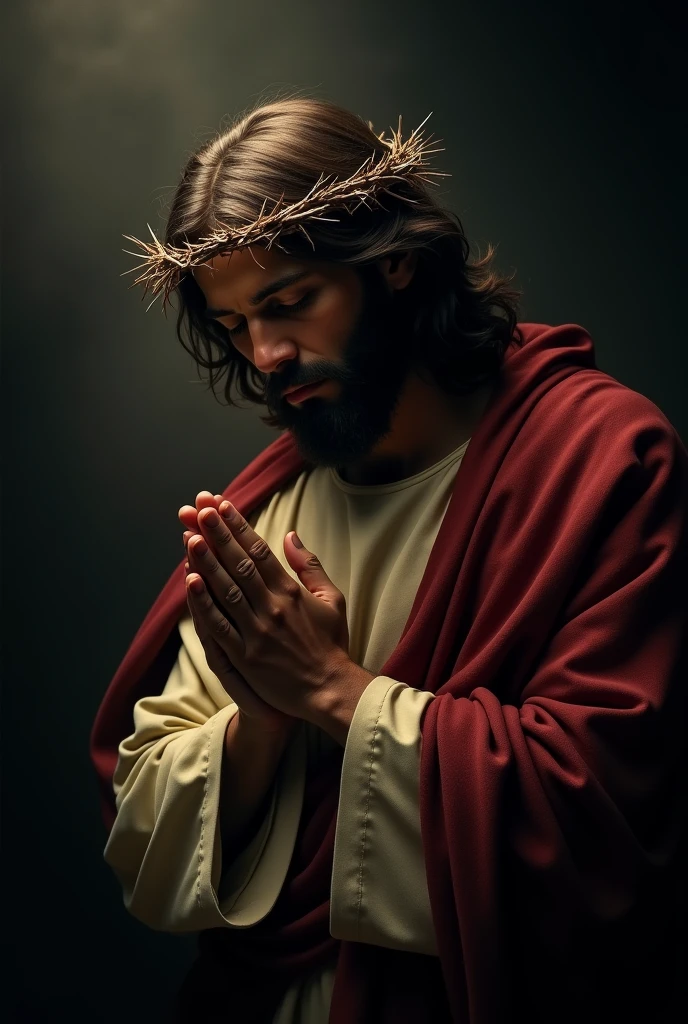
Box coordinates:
[163,94,524,428]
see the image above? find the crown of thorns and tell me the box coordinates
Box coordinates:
[121,112,449,314]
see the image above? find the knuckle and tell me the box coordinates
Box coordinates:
[224,583,243,604]
[235,557,257,579]
[266,602,286,624]
[215,531,233,552]
[211,616,231,638]
[248,538,270,561]
[304,554,322,569]
[282,579,301,601]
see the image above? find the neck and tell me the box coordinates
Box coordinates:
[337,373,494,486]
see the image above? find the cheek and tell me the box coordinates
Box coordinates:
[312,296,360,349]
[301,318,346,357]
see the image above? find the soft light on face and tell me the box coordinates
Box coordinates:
[192,244,416,468]
[192,245,362,385]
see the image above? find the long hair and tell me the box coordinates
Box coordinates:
[163,95,524,428]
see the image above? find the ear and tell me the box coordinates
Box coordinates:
[376,250,418,292]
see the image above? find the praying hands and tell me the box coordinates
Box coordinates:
[178,491,375,744]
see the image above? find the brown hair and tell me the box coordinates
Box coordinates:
[163,94,524,427]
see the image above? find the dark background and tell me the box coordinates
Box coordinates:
[2,1,686,1021]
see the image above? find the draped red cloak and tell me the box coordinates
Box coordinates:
[90,323,687,1023]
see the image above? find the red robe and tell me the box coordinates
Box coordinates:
[90,323,687,1023]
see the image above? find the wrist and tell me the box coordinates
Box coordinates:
[308,654,376,747]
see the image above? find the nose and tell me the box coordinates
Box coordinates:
[249,319,298,375]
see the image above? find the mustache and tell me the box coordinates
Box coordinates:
[268,363,358,397]
[263,276,403,404]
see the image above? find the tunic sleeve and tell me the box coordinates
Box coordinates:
[330,675,437,955]
[103,611,306,933]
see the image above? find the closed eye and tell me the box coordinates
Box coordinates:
[223,291,315,337]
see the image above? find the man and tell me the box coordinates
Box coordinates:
[91,97,687,1023]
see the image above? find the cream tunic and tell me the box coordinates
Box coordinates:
[104,438,470,1021]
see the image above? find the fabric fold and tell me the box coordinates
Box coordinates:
[104,612,306,932]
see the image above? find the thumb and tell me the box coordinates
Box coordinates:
[284,531,341,603]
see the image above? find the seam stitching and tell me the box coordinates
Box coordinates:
[196,713,216,909]
[354,682,395,939]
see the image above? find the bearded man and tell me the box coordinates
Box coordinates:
[91,96,687,1024]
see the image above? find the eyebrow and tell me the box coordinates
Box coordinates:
[202,269,312,318]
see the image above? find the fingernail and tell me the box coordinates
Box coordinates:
[202,509,219,527]
[220,501,237,521]
[291,531,303,548]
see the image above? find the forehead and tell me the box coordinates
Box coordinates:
[191,245,307,302]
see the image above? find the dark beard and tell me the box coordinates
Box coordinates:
[263,266,415,469]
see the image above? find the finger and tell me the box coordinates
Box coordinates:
[180,492,223,559]
[179,490,220,531]
[185,589,254,701]
[187,533,258,629]
[209,501,297,596]
[186,572,245,656]
[196,491,220,514]
[179,491,224,531]
[186,607,276,719]
[285,531,343,602]
[194,505,284,615]
[179,505,200,531]
[183,530,194,563]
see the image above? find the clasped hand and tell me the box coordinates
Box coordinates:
[178,491,353,732]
